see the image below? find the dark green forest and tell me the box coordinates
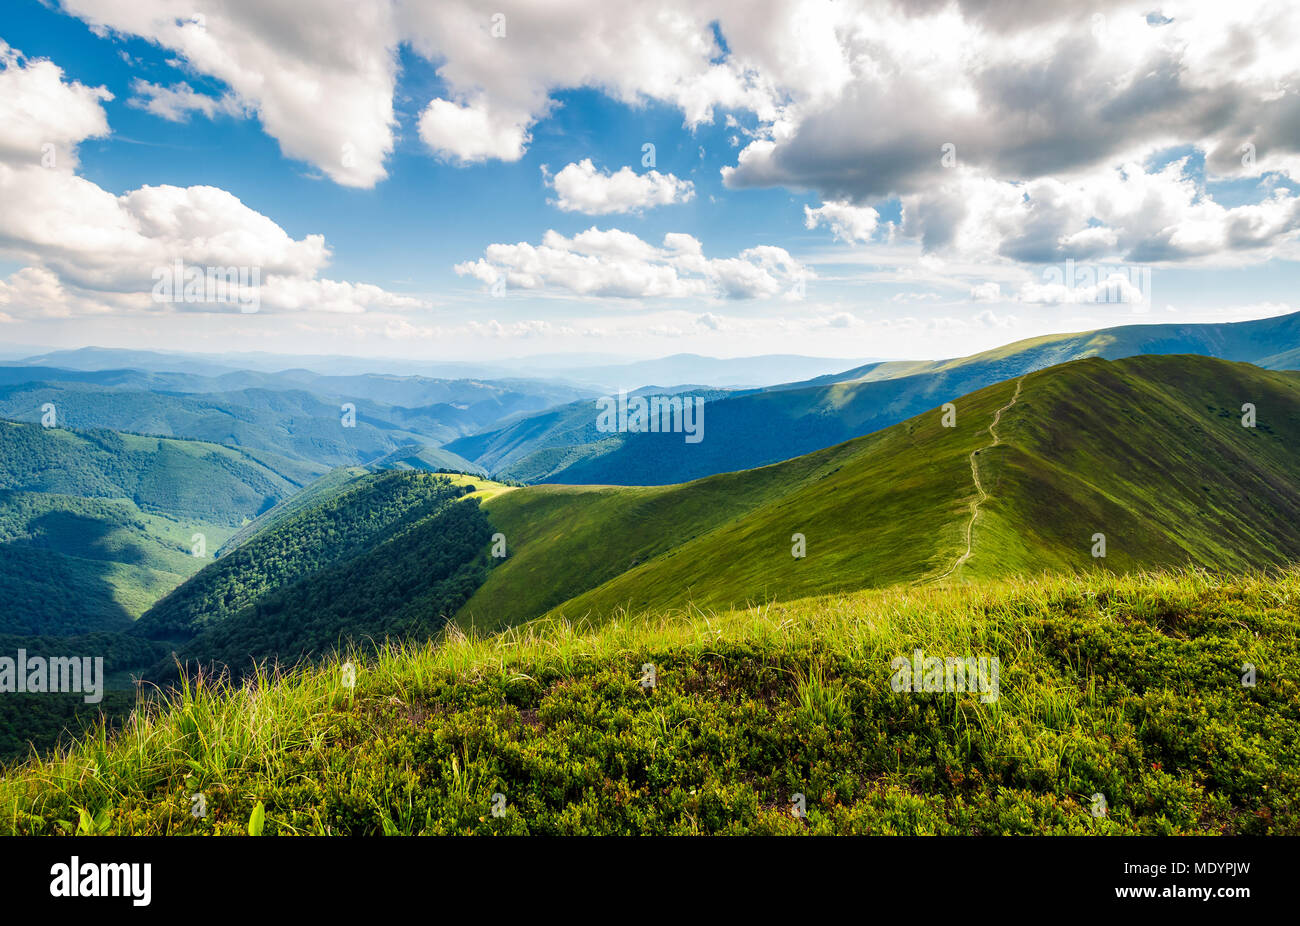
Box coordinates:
[166,495,492,677]
[134,472,485,641]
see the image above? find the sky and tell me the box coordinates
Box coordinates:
[1,0,1299,364]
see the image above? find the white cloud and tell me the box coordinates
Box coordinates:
[0,267,78,319]
[400,2,774,165]
[548,159,694,214]
[455,227,811,300]
[128,79,245,122]
[417,97,531,164]
[0,41,111,170]
[59,0,400,187]
[804,200,879,243]
[974,309,1017,328]
[824,311,864,328]
[45,0,1300,275]
[901,159,1300,266]
[0,42,424,319]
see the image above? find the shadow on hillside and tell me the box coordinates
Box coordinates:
[0,527,137,635]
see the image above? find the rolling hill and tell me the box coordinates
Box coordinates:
[0,420,298,632]
[449,311,1300,485]
[148,354,1300,665]
[5,567,1296,834]
[453,354,1300,630]
[7,353,1300,780]
[131,472,508,675]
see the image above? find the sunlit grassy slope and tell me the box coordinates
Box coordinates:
[3,568,1295,835]
[459,355,1300,631]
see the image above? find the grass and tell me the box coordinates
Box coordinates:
[458,374,1016,630]
[460,356,1300,631]
[3,567,1295,835]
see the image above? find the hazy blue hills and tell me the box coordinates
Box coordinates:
[449,312,1300,485]
[0,380,567,483]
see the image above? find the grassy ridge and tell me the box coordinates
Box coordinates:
[2,568,1294,835]
[457,375,1013,630]
[970,355,1300,578]
[460,356,1300,630]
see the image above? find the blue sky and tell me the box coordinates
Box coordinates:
[1,0,1298,363]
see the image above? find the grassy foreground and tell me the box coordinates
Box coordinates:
[2,568,1296,835]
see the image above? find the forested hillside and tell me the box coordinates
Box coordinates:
[0,421,296,525]
[0,422,294,635]
[133,472,496,676]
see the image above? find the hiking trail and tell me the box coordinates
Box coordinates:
[933,376,1025,581]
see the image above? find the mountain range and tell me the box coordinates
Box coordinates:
[101,353,1300,680]
[446,312,1300,485]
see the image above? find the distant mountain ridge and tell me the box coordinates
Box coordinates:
[447,312,1300,485]
[11,347,872,390]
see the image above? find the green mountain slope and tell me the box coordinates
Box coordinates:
[456,355,1300,630]
[0,421,298,525]
[216,465,372,554]
[133,472,502,674]
[811,310,1300,388]
[445,386,729,481]
[364,444,485,476]
[450,311,1300,486]
[0,492,233,632]
[0,421,292,634]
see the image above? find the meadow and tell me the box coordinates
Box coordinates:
[3,567,1294,835]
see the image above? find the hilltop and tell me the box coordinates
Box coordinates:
[105,354,1300,672]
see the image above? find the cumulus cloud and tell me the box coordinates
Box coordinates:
[59,0,400,187]
[128,79,245,122]
[47,1,1300,271]
[0,43,423,319]
[399,2,774,165]
[804,200,879,243]
[0,40,111,170]
[900,159,1300,265]
[34,0,1300,300]
[548,159,694,214]
[455,227,811,300]
[721,2,1300,197]
[417,97,531,164]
